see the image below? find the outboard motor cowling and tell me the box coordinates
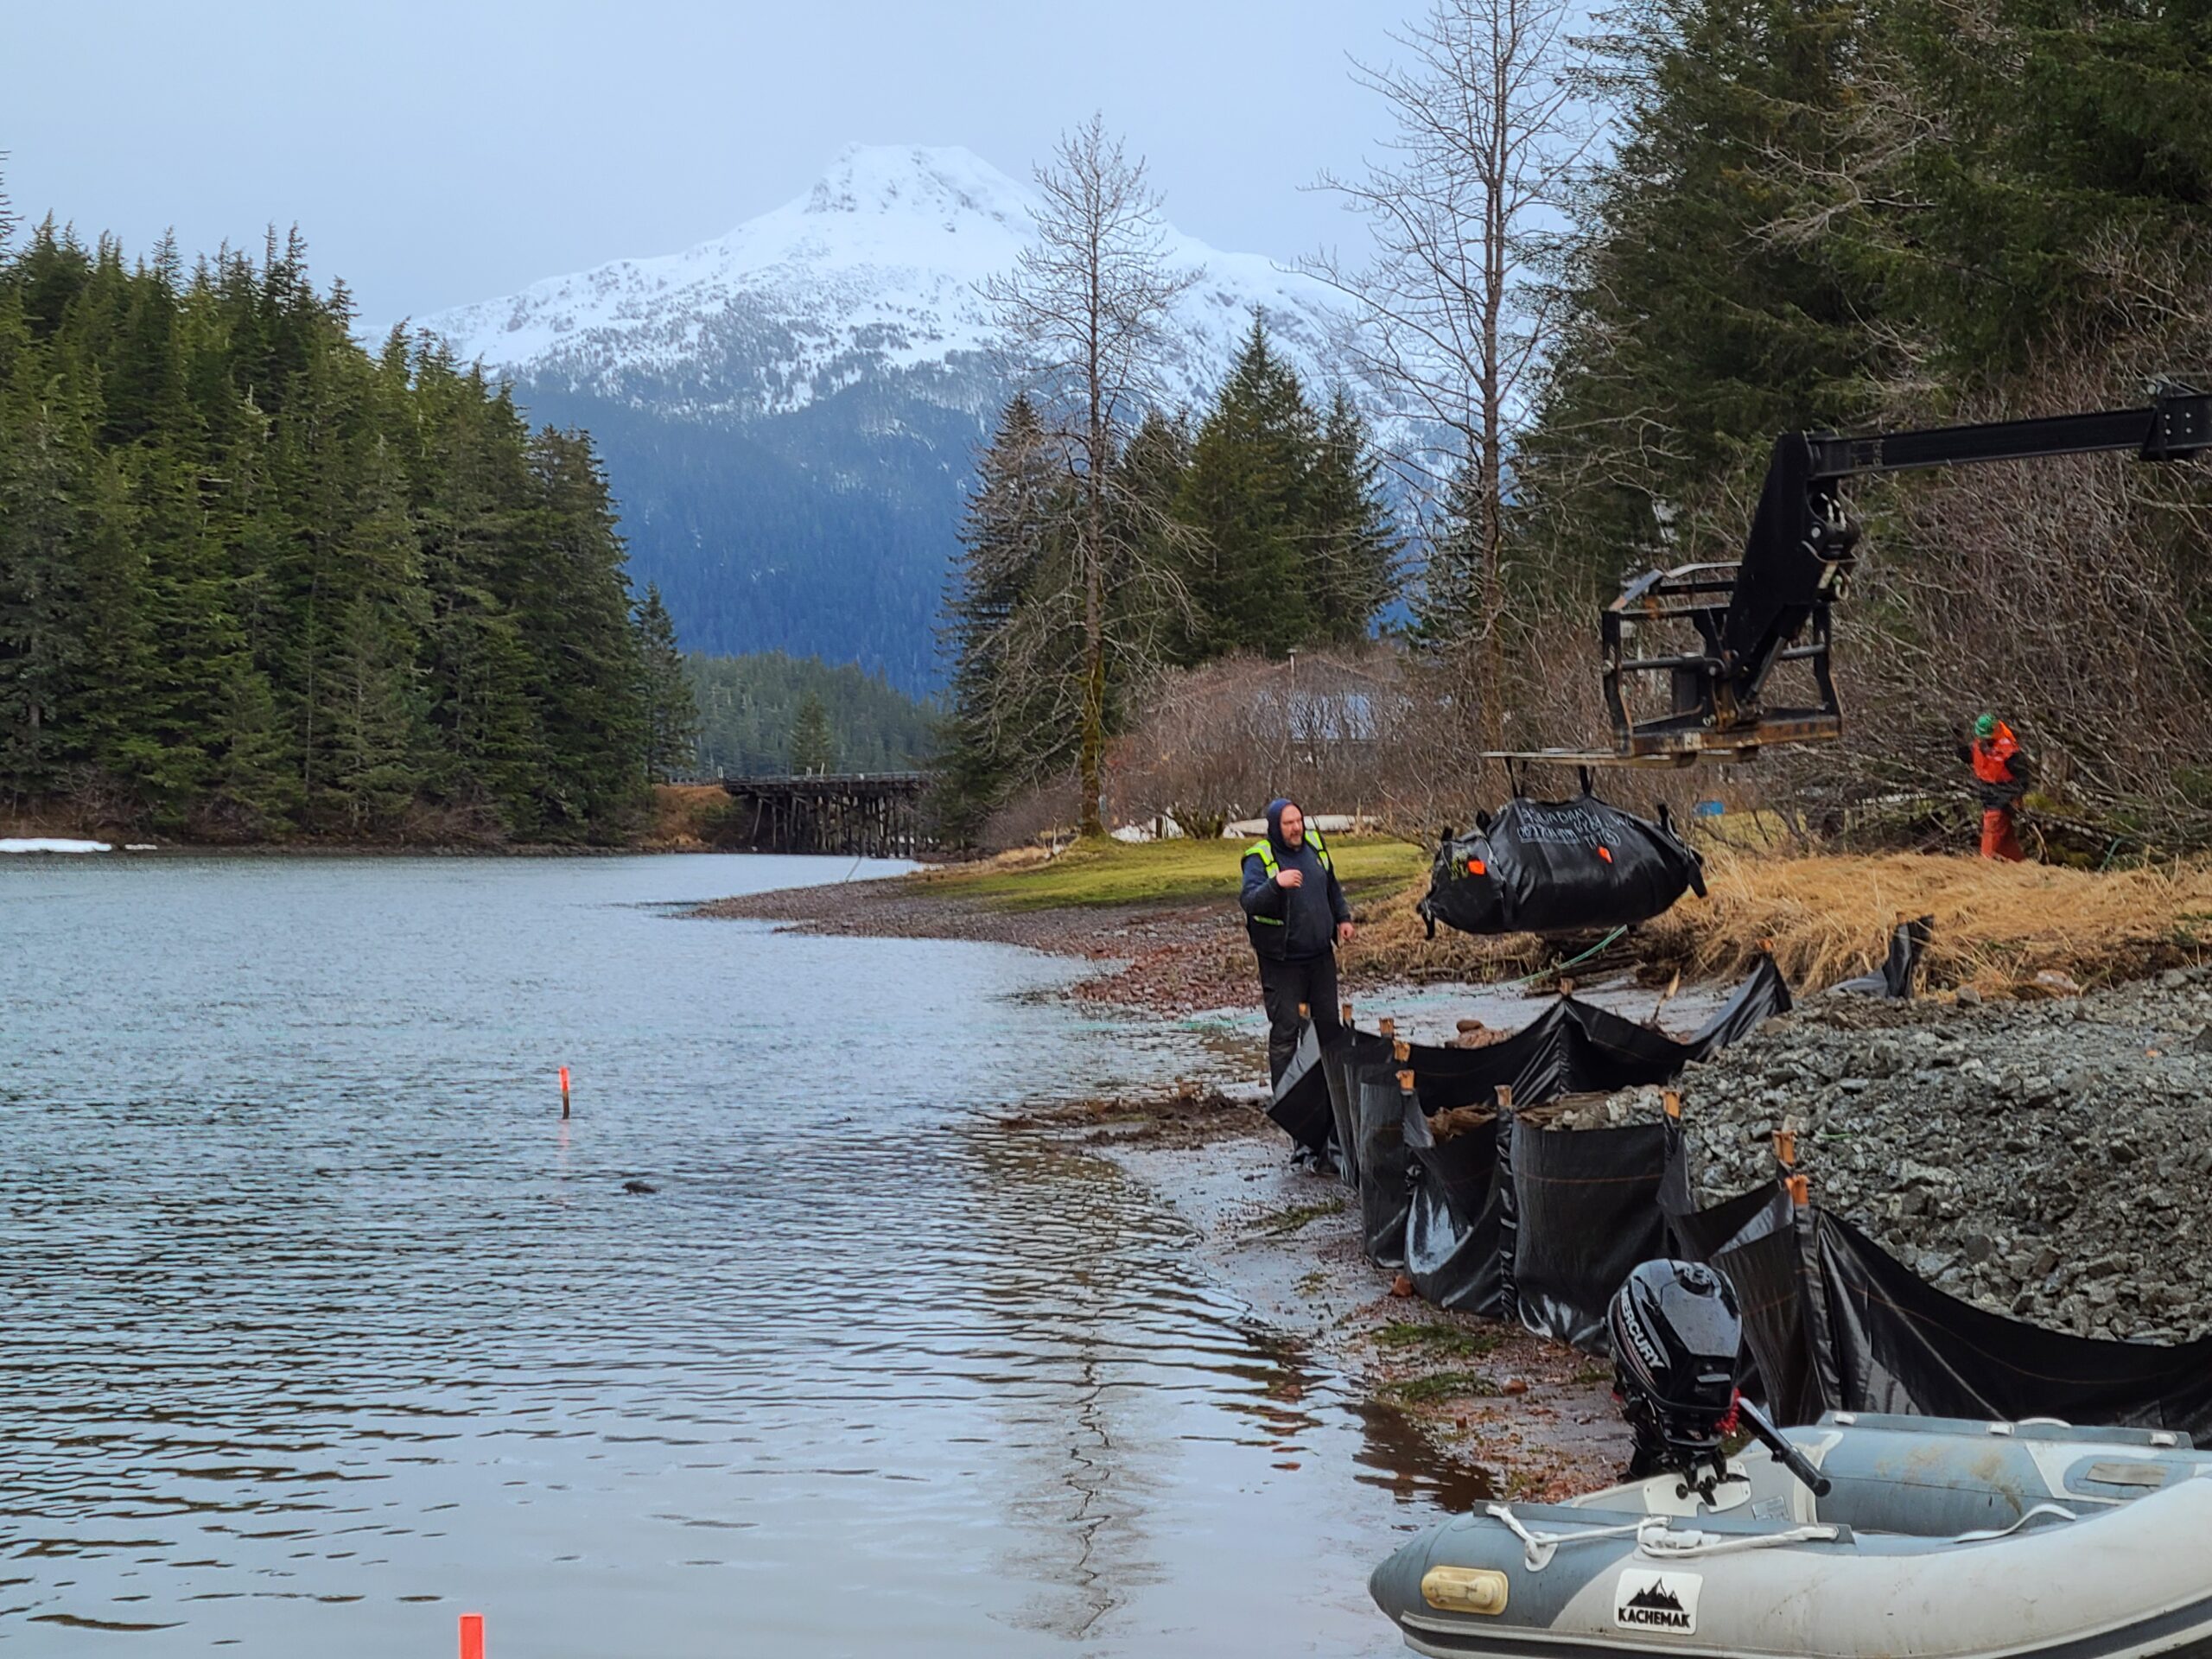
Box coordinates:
[1609,1259,1743,1484]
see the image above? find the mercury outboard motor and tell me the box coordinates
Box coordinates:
[1609,1259,1831,1502]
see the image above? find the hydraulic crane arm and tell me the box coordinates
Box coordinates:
[1592,380,2212,765]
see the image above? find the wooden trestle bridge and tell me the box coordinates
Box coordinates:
[718,772,933,857]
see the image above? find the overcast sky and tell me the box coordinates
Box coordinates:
[10,0,1408,335]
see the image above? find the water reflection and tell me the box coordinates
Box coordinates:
[0,855,1485,1656]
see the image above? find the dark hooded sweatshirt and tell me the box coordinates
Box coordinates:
[1239,800,1351,961]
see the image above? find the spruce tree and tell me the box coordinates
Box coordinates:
[1306,386,1399,645]
[1516,0,1881,588]
[635,583,701,782]
[788,691,836,774]
[937,393,1071,841]
[0,406,86,794]
[1173,316,1323,658]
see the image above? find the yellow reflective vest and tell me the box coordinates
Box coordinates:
[1244,828,1332,925]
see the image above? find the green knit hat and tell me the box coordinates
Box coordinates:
[1974,713,1998,739]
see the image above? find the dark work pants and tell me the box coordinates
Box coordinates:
[1256,950,1343,1085]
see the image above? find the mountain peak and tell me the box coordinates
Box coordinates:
[803,143,1031,232]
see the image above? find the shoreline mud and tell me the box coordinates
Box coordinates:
[1002,1087,1631,1501]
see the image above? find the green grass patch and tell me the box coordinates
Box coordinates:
[1250,1196,1347,1236]
[926,835,1427,912]
[1373,1320,1507,1359]
[1383,1370,1503,1404]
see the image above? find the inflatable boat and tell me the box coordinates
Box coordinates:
[1371,1411,2212,1659]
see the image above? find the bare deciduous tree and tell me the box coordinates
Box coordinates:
[982,116,1200,838]
[1309,0,1593,754]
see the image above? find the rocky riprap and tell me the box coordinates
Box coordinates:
[1571,969,2212,1341]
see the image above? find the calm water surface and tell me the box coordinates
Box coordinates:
[1,855,1476,1656]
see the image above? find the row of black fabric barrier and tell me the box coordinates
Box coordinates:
[1265,957,2211,1440]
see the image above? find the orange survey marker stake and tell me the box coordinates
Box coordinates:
[559,1065,571,1120]
[460,1612,486,1659]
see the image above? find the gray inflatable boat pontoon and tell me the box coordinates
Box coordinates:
[1373,1414,2212,1659]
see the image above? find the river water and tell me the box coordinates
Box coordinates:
[1,855,1476,1657]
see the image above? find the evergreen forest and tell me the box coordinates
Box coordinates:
[0,213,680,842]
[940,319,1398,841]
[687,651,936,778]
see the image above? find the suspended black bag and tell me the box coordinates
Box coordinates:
[1420,778,1706,938]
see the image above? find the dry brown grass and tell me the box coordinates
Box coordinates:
[1341,847,2212,993]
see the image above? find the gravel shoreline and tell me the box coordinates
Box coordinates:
[1586,971,2212,1340]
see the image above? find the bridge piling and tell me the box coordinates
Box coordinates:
[719,772,933,858]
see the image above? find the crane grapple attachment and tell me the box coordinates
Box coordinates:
[1593,381,2211,763]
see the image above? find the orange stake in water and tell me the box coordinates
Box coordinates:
[559,1065,571,1120]
[460,1612,486,1659]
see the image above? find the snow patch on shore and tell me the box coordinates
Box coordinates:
[0,837,113,855]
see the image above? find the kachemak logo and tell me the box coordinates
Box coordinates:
[1614,1569,1702,1635]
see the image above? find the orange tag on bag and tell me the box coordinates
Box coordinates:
[1597,846,1613,862]
[1466,858,1486,875]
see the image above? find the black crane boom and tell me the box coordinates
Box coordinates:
[1572,380,2212,766]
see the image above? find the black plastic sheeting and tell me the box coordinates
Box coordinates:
[1267,1020,1336,1156]
[1357,1065,1414,1263]
[1511,1122,1672,1351]
[1830,914,1933,998]
[1282,938,2212,1439]
[1676,1196,2212,1438]
[1403,1108,1507,1314]
[1328,958,1791,1307]
[1420,788,1707,938]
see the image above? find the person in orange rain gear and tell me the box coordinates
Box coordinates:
[1959,713,2030,861]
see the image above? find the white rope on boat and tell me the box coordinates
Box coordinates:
[1638,1523,1842,1558]
[1484,1505,1842,1571]
[1484,1505,1653,1571]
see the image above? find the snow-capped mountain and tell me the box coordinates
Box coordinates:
[418,144,1361,690]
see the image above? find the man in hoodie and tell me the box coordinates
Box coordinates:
[1240,798,1355,1084]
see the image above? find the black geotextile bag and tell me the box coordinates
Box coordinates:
[1421,785,1707,938]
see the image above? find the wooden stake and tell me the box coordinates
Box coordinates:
[1662,1090,1682,1121]
[1340,1001,1354,1026]
[1773,1126,1797,1167]
[1787,1173,1812,1209]
[1378,1017,1395,1039]
[1496,1084,1515,1111]
[1393,1039,1410,1063]
[1397,1068,1416,1091]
